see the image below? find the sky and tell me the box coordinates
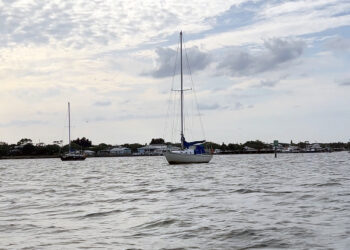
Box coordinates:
[0,0,349,145]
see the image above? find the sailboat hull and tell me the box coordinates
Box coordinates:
[164,151,213,164]
[60,155,86,161]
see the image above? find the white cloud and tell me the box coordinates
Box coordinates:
[0,0,247,50]
[0,0,349,144]
[186,0,350,50]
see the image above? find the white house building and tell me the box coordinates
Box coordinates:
[83,150,95,156]
[137,144,167,155]
[110,147,132,156]
[243,146,258,152]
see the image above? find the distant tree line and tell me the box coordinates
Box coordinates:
[1,137,349,158]
[72,137,92,148]
[0,140,61,157]
[205,140,350,152]
[204,140,271,151]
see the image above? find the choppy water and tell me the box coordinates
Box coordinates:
[1,152,350,249]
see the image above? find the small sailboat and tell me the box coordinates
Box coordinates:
[164,31,213,164]
[60,102,86,161]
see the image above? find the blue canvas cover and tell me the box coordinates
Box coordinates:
[194,145,205,154]
[182,135,205,151]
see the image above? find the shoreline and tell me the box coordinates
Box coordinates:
[1,150,345,160]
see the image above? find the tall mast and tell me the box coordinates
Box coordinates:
[68,102,71,153]
[180,31,184,149]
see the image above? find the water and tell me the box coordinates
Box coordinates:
[1,152,349,249]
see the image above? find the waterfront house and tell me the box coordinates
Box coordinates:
[83,150,95,156]
[96,146,131,156]
[243,146,258,152]
[305,143,324,152]
[137,144,167,155]
[214,149,222,154]
[97,149,111,156]
[283,145,300,153]
[110,147,132,156]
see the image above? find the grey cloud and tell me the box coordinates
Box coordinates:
[94,101,112,106]
[326,37,350,51]
[199,101,250,112]
[198,103,221,110]
[260,79,279,87]
[11,87,62,101]
[150,46,212,78]
[234,102,243,110]
[0,120,48,127]
[217,38,305,76]
[87,113,164,123]
[35,111,59,116]
[229,102,254,111]
[255,75,289,88]
[339,80,350,86]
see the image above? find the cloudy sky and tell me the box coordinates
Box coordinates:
[0,0,349,145]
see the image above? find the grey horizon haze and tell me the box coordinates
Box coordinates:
[0,0,349,145]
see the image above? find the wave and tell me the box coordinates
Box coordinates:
[167,187,186,193]
[240,238,290,249]
[137,218,177,229]
[219,228,259,239]
[82,209,123,218]
[316,182,341,187]
[234,189,292,194]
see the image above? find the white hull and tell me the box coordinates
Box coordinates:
[164,151,213,164]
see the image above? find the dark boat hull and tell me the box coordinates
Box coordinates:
[60,155,86,161]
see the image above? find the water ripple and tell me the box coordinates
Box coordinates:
[0,152,350,249]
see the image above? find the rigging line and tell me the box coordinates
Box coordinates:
[61,105,68,148]
[186,100,194,141]
[171,91,180,143]
[171,43,181,143]
[183,37,206,140]
[190,87,195,140]
[171,92,177,143]
[162,40,180,141]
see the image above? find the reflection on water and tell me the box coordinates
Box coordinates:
[1,152,350,249]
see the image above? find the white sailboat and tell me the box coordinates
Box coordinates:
[60,102,86,161]
[164,31,213,164]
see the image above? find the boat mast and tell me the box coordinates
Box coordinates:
[180,31,184,149]
[68,102,71,153]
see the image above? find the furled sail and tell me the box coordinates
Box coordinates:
[182,135,205,149]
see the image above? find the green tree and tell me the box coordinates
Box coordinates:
[0,144,10,157]
[150,138,165,144]
[227,143,243,151]
[22,143,35,155]
[44,144,61,155]
[204,141,221,149]
[91,143,111,153]
[297,142,307,149]
[220,143,228,151]
[61,142,82,152]
[17,138,32,145]
[72,137,92,148]
[243,140,267,150]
